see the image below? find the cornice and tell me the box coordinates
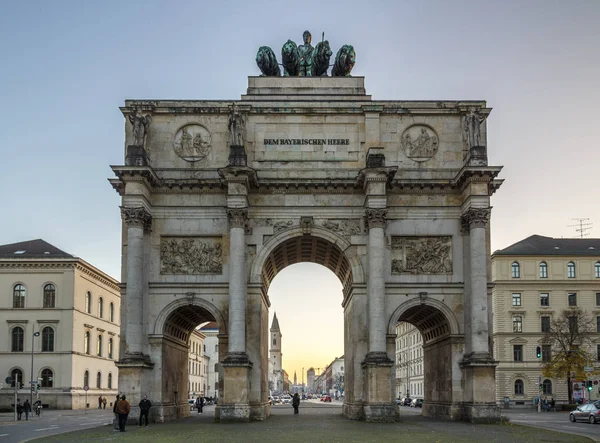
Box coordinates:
[75,264,121,292]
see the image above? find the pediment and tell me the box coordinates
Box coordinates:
[509,337,527,344]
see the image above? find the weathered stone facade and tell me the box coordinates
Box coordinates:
[110,77,503,423]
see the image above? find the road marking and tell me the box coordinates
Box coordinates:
[0,434,10,437]
[35,426,59,431]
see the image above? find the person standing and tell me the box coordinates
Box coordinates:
[98,395,103,409]
[116,395,131,432]
[112,394,120,431]
[102,397,107,409]
[292,393,300,414]
[138,395,152,427]
[195,396,204,413]
[16,401,23,420]
[23,400,31,421]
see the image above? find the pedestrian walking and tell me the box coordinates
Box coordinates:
[112,394,121,431]
[116,395,131,432]
[292,393,300,414]
[16,401,23,420]
[138,395,152,427]
[550,398,555,411]
[23,400,31,421]
[102,397,107,409]
[195,396,204,413]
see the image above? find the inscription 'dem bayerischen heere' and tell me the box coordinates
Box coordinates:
[264,138,350,146]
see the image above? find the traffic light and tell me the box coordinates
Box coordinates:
[36,383,41,391]
[586,381,593,391]
[539,383,543,392]
[535,346,541,359]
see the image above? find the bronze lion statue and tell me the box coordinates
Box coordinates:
[281,40,300,76]
[311,40,332,76]
[256,46,281,76]
[331,44,356,77]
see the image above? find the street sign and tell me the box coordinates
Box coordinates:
[586,372,593,380]
[83,385,89,391]
[584,366,594,372]
[5,377,12,384]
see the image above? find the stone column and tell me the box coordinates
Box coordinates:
[462,208,491,358]
[459,207,500,422]
[365,208,388,357]
[226,208,248,357]
[121,206,151,357]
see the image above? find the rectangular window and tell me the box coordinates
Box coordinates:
[541,316,551,333]
[568,293,577,306]
[542,344,551,362]
[596,316,600,334]
[513,345,523,362]
[597,344,600,362]
[596,293,600,306]
[512,293,522,307]
[540,293,550,306]
[569,316,578,333]
[512,316,523,333]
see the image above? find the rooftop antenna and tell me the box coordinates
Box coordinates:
[568,218,592,238]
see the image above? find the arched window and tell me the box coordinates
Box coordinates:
[10,368,24,387]
[11,327,24,352]
[43,284,56,308]
[567,262,576,278]
[97,335,103,357]
[96,371,102,388]
[98,297,103,318]
[84,331,91,354]
[85,291,92,314]
[108,338,113,359]
[41,327,55,352]
[542,379,552,394]
[539,262,548,279]
[13,284,26,308]
[511,262,520,278]
[514,379,524,395]
[108,372,113,389]
[41,368,53,387]
[109,302,114,322]
[595,262,600,279]
[83,370,89,388]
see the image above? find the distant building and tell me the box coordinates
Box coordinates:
[492,235,600,406]
[395,322,424,399]
[187,330,207,399]
[325,356,344,399]
[199,322,220,400]
[0,239,120,409]
[269,313,283,393]
[307,367,315,393]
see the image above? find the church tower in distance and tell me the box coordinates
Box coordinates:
[270,312,283,392]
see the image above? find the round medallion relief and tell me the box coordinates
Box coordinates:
[173,124,212,162]
[400,125,439,162]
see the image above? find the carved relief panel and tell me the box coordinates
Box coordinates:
[160,237,223,274]
[391,236,452,274]
[400,124,439,162]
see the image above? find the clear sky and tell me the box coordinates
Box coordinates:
[1,1,599,382]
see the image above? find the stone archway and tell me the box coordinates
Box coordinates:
[388,299,463,419]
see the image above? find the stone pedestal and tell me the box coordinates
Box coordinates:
[115,359,155,423]
[218,354,253,422]
[459,355,501,423]
[362,353,398,422]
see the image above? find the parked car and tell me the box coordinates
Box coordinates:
[410,398,423,408]
[395,398,403,405]
[400,397,412,406]
[569,401,600,424]
[321,395,332,402]
[188,399,195,411]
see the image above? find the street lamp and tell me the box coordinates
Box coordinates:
[30,327,40,406]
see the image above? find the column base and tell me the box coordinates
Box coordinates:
[459,353,501,423]
[342,401,365,420]
[362,353,398,423]
[218,352,253,423]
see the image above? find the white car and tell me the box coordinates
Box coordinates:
[281,395,292,404]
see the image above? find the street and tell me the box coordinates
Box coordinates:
[0,408,113,443]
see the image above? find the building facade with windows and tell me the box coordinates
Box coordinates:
[187,330,208,399]
[395,322,424,400]
[199,322,220,401]
[0,239,121,409]
[492,235,600,406]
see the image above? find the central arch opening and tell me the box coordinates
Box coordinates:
[260,234,353,410]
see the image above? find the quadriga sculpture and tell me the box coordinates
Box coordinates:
[331,45,356,77]
[256,46,281,76]
[311,40,332,76]
[281,40,300,76]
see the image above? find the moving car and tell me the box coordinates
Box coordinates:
[281,395,292,404]
[569,401,600,424]
[321,395,332,402]
[410,398,423,408]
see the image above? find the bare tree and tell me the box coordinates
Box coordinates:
[541,308,596,403]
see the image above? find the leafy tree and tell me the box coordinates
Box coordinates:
[540,308,596,403]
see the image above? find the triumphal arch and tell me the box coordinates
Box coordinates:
[110,33,503,424]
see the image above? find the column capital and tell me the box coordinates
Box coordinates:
[121,206,152,230]
[227,208,248,229]
[461,207,490,230]
[365,208,387,229]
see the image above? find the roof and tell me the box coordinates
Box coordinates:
[199,322,219,331]
[0,239,75,259]
[271,312,280,331]
[493,235,600,257]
